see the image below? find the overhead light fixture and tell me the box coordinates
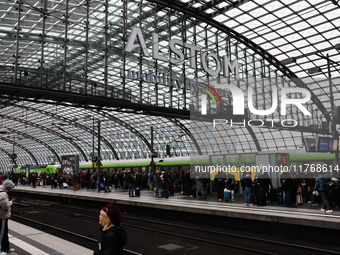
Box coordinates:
[308,66,322,74]
[281,57,296,65]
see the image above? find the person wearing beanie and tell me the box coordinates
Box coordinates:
[93,203,127,255]
[0,179,15,255]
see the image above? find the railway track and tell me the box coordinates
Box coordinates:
[12,199,340,255]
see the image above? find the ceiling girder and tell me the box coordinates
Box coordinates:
[0,100,119,160]
[7,128,62,164]
[0,136,38,165]
[148,0,331,123]
[0,114,88,161]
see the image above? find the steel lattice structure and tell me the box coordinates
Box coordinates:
[0,0,339,170]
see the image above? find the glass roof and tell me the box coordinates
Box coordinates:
[0,0,339,170]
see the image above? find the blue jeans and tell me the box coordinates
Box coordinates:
[129,184,135,196]
[284,190,291,206]
[245,187,251,205]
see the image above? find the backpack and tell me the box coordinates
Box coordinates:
[323,178,339,190]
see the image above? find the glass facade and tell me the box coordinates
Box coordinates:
[0,0,339,170]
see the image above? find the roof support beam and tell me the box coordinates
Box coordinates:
[0,114,88,161]
[148,0,331,123]
[0,136,38,165]
[0,100,119,160]
[7,128,62,164]
[169,118,202,155]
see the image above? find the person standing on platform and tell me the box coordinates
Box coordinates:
[163,172,171,199]
[243,170,254,206]
[258,170,273,201]
[58,174,63,189]
[90,171,97,190]
[147,171,154,193]
[281,170,292,206]
[40,171,47,186]
[314,171,332,213]
[31,172,38,188]
[214,170,226,202]
[226,172,235,202]
[98,171,104,193]
[0,180,15,255]
[127,171,136,197]
[199,171,209,199]
[81,171,86,188]
[73,171,79,191]
[94,203,127,255]
[86,171,91,190]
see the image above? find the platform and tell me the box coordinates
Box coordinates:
[7,220,92,255]
[10,184,340,231]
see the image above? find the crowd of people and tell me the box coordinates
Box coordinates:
[1,167,338,254]
[240,168,340,213]
[2,167,340,212]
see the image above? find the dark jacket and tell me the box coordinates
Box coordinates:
[314,172,331,192]
[226,174,235,190]
[93,225,127,255]
[258,172,272,191]
[163,174,171,190]
[127,173,136,185]
[280,172,292,191]
[243,173,253,188]
[214,172,226,190]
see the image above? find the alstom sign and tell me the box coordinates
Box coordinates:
[124,27,239,79]
[124,27,312,120]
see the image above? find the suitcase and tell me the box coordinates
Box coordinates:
[135,187,141,197]
[183,185,188,195]
[161,189,165,197]
[164,189,169,198]
[63,183,68,188]
[170,185,174,195]
[277,193,283,204]
[256,191,267,206]
[54,181,58,188]
[270,188,277,203]
[250,193,256,204]
[270,188,282,203]
[224,190,231,202]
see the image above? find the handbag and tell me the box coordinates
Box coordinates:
[296,184,302,194]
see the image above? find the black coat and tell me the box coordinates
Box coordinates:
[163,174,171,190]
[281,172,292,191]
[214,172,226,190]
[258,172,272,191]
[93,225,127,255]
